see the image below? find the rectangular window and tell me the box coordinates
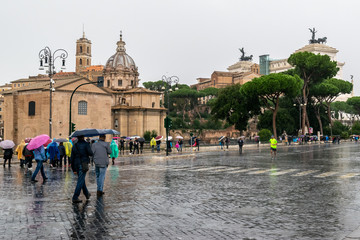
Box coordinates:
[29,101,35,116]
[78,101,88,115]
[107,80,110,87]
[118,80,122,86]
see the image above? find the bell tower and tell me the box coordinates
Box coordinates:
[75,30,92,73]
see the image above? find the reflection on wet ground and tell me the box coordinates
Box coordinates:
[0,143,360,239]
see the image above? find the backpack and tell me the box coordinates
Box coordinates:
[23,145,34,157]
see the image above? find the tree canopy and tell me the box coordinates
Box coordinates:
[287,51,339,135]
[241,73,302,138]
[211,84,260,131]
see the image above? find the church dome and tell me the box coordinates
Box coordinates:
[105,34,136,70]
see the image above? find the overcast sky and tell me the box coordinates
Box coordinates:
[1,0,359,94]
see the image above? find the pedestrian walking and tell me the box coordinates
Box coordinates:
[220,138,225,150]
[70,135,93,203]
[179,139,183,152]
[150,137,156,153]
[91,135,111,197]
[270,135,277,158]
[134,138,139,154]
[22,143,34,169]
[30,145,47,182]
[129,139,133,154]
[64,140,72,167]
[225,137,229,149]
[139,141,144,154]
[119,138,125,155]
[238,137,244,154]
[47,141,60,168]
[195,137,200,151]
[175,141,180,152]
[58,142,66,167]
[16,140,26,168]
[3,148,13,167]
[156,140,161,152]
[110,140,119,165]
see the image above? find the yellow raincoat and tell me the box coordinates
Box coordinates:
[15,140,26,160]
[64,141,73,157]
[150,137,156,147]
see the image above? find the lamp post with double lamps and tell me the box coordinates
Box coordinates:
[161,75,179,156]
[39,47,68,138]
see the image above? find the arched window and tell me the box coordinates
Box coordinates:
[80,46,83,53]
[78,101,87,115]
[79,59,82,65]
[87,47,89,53]
[87,59,89,65]
[29,101,35,116]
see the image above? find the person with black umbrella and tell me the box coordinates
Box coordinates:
[70,135,93,203]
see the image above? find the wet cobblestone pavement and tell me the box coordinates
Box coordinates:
[2,143,360,239]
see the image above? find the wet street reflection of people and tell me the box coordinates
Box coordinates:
[71,201,90,239]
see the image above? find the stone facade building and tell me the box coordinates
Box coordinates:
[3,32,166,143]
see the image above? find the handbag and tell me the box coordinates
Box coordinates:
[81,161,89,172]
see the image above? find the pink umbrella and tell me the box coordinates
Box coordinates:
[27,134,50,150]
[0,140,15,149]
[113,137,120,139]
[25,138,31,143]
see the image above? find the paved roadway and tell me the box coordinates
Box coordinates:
[1,143,360,239]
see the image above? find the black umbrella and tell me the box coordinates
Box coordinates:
[54,138,68,143]
[138,138,145,143]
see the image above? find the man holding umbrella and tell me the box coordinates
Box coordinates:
[70,135,93,203]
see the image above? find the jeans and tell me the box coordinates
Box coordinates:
[95,166,107,192]
[31,160,46,180]
[72,165,89,200]
[179,144,182,152]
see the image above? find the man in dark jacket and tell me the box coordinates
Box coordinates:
[70,135,93,203]
[129,139,133,154]
[119,139,125,155]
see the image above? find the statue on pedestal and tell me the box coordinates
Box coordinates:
[239,47,253,61]
[309,28,327,44]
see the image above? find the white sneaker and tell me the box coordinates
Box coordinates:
[28,168,32,170]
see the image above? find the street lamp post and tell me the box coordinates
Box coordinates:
[39,47,68,138]
[162,75,179,156]
[294,103,305,135]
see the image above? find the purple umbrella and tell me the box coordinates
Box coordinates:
[27,134,50,150]
[0,140,15,149]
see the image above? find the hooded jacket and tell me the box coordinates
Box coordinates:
[110,140,119,158]
[15,140,26,160]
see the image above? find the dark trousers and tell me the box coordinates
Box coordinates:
[25,156,33,168]
[31,160,46,181]
[73,165,89,200]
[60,155,67,166]
[3,157,11,166]
[120,146,125,154]
[239,145,243,154]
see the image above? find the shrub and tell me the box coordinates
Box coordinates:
[341,131,349,139]
[143,131,151,141]
[258,129,272,142]
[151,130,157,138]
